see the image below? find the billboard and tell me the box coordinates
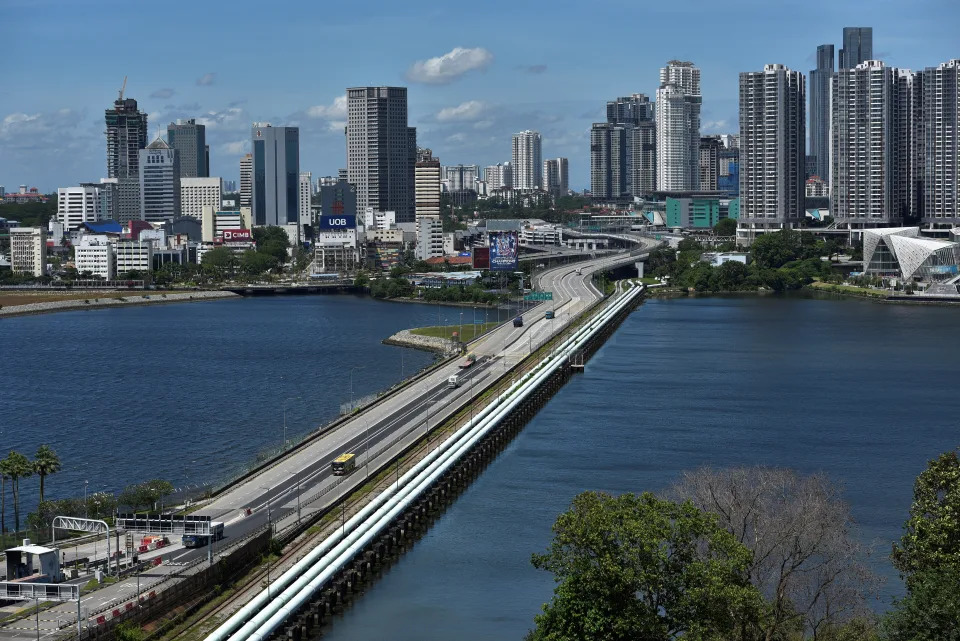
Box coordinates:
[472,247,490,270]
[488,231,519,271]
[317,215,357,230]
[222,229,252,243]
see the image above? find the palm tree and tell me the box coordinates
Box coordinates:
[4,451,33,532]
[33,445,61,504]
[0,457,11,537]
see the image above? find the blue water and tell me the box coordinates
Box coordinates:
[1,295,500,515]
[320,294,960,641]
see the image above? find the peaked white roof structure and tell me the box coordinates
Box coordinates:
[864,226,960,281]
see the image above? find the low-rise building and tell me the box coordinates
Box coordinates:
[9,227,46,276]
[74,235,115,279]
[115,239,153,274]
[701,252,748,267]
[415,215,444,260]
[520,223,563,246]
[57,184,102,230]
[864,227,960,282]
[666,197,721,229]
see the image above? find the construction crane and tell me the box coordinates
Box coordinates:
[117,76,127,102]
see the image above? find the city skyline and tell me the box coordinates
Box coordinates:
[2,0,958,191]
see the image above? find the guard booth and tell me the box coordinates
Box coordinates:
[4,542,62,583]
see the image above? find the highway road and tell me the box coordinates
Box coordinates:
[0,240,656,639]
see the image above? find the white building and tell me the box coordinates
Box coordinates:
[299,172,312,229]
[313,217,359,274]
[201,206,252,243]
[832,60,915,227]
[864,227,960,281]
[738,64,805,241]
[179,177,222,219]
[9,227,46,276]
[442,165,478,192]
[656,60,702,191]
[415,215,444,260]
[139,136,180,223]
[74,235,115,279]
[520,223,563,246]
[115,239,153,274]
[416,159,442,218]
[364,208,396,231]
[511,131,542,191]
[484,162,513,191]
[920,59,960,227]
[57,184,102,230]
[542,158,569,195]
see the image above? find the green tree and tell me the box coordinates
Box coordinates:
[3,451,33,532]
[118,480,172,514]
[882,566,960,641]
[201,246,237,278]
[0,457,10,535]
[891,447,960,579]
[240,249,278,277]
[713,217,738,237]
[528,491,763,641]
[32,445,61,504]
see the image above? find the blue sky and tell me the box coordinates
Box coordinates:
[2,0,957,192]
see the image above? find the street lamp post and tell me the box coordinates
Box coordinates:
[282,396,301,450]
[349,366,363,410]
[83,481,89,518]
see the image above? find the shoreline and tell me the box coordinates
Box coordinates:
[373,296,503,309]
[383,329,457,355]
[0,290,239,319]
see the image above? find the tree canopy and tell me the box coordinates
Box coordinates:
[528,491,763,641]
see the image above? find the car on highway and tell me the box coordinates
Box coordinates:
[513,316,524,327]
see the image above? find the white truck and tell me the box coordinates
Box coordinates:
[447,375,460,389]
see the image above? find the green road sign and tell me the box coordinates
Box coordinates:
[524,291,553,301]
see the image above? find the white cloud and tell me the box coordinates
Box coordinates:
[473,119,493,130]
[445,133,466,144]
[326,120,346,132]
[702,119,730,133]
[406,47,493,85]
[150,88,175,99]
[221,140,248,155]
[306,95,347,119]
[196,72,217,86]
[436,100,487,122]
[196,107,243,129]
[0,109,86,150]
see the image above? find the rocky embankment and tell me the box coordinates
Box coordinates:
[383,329,458,355]
[0,290,239,318]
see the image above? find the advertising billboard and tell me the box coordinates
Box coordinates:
[472,247,490,270]
[222,229,252,243]
[317,215,357,230]
[488,231,519,271]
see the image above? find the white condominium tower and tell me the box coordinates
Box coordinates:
[920,59,960,226]
[656,61,701,191]
[831,60,916,227]
[511,130,542,191]
[738,64,806,237]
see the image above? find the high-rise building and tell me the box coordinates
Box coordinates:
[511,130,542,191]
[590,123,623,199]
[346,87,415,223]
[251,124,300,227]
[105,95,148,223]
[99,178,119,221]
[57,184,102,230]
[484,163,513,190]
[699,136,723,191]
[738,64,805,238]
[139,136,181,223]
[839,27,873,70]
[415,151,442,219]
[920,59,960,226]
[240,153,253,208]
[809,44,835,181]
[299,172,313,230]
[9,227,47,276]
[443,165,479,192]
[832,60,915,227]
[167,119,208,178]
[180,177,222,219]
[657,61,702,191]
[593,94,656,198]
[105,96,148,180]
[542,158,569,195]
[415,215,443,260]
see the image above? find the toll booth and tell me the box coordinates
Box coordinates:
[4,543,62,583]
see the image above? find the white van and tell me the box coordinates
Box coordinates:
[448,375,460,389]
